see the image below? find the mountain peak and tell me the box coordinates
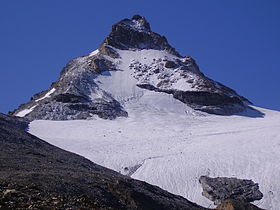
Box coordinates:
[120,14,151,32]
[101,15,180,57]
[10,15,260,121]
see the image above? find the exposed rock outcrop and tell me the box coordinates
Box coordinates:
[199,176,263,205]
[10,54,128,120]
[100,15,181,57]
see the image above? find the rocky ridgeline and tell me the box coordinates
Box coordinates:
[10,15,261,120]
[199,176,263,207]
[102,15,181,57]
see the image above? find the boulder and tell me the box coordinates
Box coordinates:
[199,176,263,205]
[165,60,177,68]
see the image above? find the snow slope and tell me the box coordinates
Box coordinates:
[29,98,280,209]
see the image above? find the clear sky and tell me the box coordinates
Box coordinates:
[0,0,279,113]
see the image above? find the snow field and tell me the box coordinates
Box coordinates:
[29,104,280,209]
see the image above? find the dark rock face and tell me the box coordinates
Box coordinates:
[0,113,29,130]
[172,91,245,115]
[165,60,178,68]
[54,93,87,103]
[136,84,247,115]
[101,15,181,57]
[199,176,263,205]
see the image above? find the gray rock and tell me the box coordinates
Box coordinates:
[10,53,128,120]
[199,176,263,205]
[100,15,181,57]
[136,84,249,115]
[165,60,177,68]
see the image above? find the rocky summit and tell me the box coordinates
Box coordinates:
[10,15,258,120]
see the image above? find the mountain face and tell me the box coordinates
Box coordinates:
[11,15,253,120]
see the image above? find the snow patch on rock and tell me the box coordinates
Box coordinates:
[35,88,56,102]
[16,105,38,117]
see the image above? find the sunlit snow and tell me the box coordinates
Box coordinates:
[35,88,56,102]
[15,105,38,117]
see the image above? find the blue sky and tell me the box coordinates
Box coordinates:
[0,0,279,113]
